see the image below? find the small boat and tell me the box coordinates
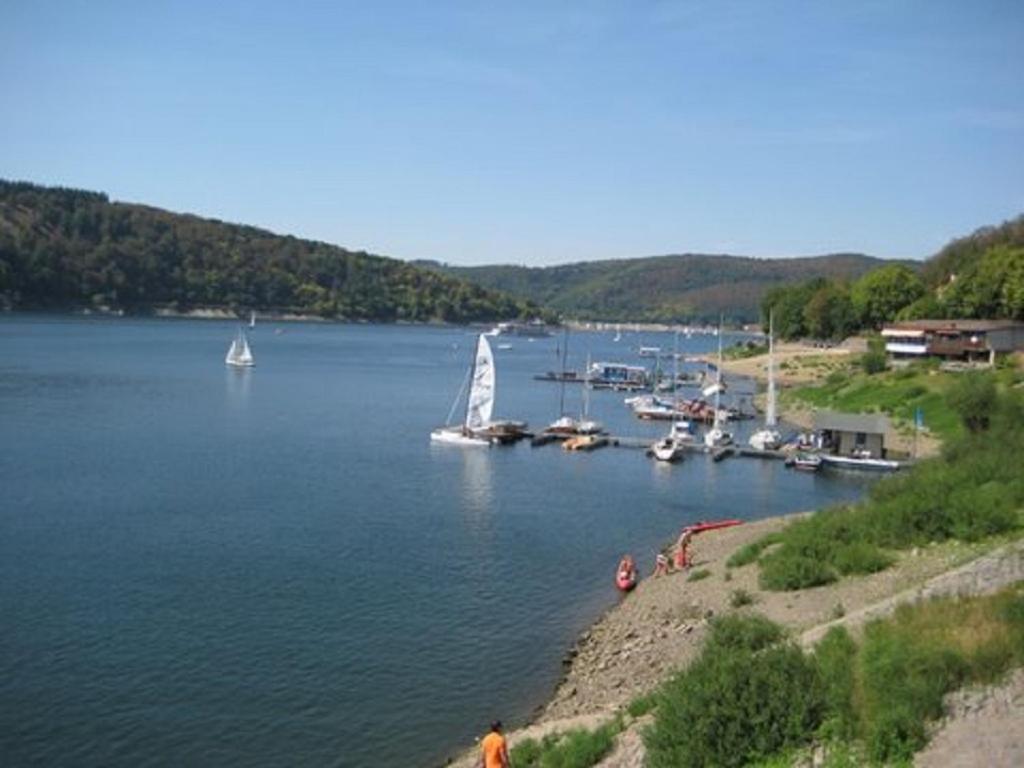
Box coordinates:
[651,333,688,463]
[563,434,608,452]
[650,436,685,462]
[820,454,901,471]
[225,327,254,367]
[248,310,256,329]
[496,343,513,351]
[638,346,661,358]
[703,320,733,448]
[749,311,783,451]
[616,571,637,591]
[431,333,496,447]
[788,452,823,472]
[682,519,743,534]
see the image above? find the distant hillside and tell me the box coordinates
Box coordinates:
[0,180,548,323]
[416,253,905,323]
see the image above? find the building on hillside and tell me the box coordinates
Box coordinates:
[813,411,891,459]
[881,319,1024,365]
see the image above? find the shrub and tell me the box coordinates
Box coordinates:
[730,588,756,608]
[511,724,619,768]
[813,627,859,741]
[760,553,838,591]
[707,614,785,653]
[859,621,968,762]
[626,692,658,718]
[687,568,711,582]
[646,636,824,767]
[946,371,997,433]
[727,532,782,568]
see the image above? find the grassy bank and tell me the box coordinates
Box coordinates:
[744,370,1024,591]
[645,587,1024,767]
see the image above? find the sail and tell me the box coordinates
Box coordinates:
[765,312,777,427]
[238,333,253,365]
[226,328,254,366]
[465,334,495,430]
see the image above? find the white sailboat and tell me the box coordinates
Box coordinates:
[703,320,733,448]
[651,332,689,462]
[749,311,783,451]
[547,328,579,434]
[249,310,256,329]
[577,352,603,435]
[225,327,255,367]
[431,333,495,446]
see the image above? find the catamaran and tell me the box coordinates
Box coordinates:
[748,311,783,451]
[703,320,733,448]
[431,333,496,446]
[225,327,254,367]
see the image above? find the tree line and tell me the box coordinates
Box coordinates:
[0,180,553,324]
[762,214,1024,339]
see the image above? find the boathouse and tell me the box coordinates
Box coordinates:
[881,319,1024,365]
[813,411,891,459]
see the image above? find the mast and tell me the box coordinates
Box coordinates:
[558,327,569,417]
[713,318,723,430]
[766,310,777,428]
[464,337,480,428]
[672,330,679,429]
[582,352,592,419]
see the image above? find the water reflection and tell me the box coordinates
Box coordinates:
[458,448,494,519]
[224,366,252,410]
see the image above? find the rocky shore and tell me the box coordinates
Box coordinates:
[446,513,1024,767]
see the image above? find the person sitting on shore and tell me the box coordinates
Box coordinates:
[653,552,670,577]
[478,720,509,768]
[617,554,637,583]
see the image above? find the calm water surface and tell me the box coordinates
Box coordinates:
[0,316,874,767]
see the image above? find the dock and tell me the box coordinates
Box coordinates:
[536,433,789,461]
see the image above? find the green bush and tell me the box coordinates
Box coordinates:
[860,623,968,761]
[760,553,837,591]
[707,613,785,653]
[646,634,824,767]
[626,692,658,718]
[511,724,619,768]
[813,627,859,741]
[727,532,782,568]
[730,588,756,607]
[687,568,711,582]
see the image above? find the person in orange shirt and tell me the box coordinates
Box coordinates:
[478,720,510,768]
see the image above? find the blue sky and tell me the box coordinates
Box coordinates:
[2,1,1022,265]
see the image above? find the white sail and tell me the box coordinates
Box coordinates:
[465,333,495,430]
[226,328,254,367]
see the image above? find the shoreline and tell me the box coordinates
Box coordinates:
[444,507,1014,766]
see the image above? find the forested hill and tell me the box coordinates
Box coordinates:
[415,252,903,324]
[921,213,1024,288]
[0,180,549,323]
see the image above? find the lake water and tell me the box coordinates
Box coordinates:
[0,316,874,767]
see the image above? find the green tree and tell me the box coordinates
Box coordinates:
[851,265,926,329]
[804,282,856,340]
[943,245,1024,320]
[946,372,998,433]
